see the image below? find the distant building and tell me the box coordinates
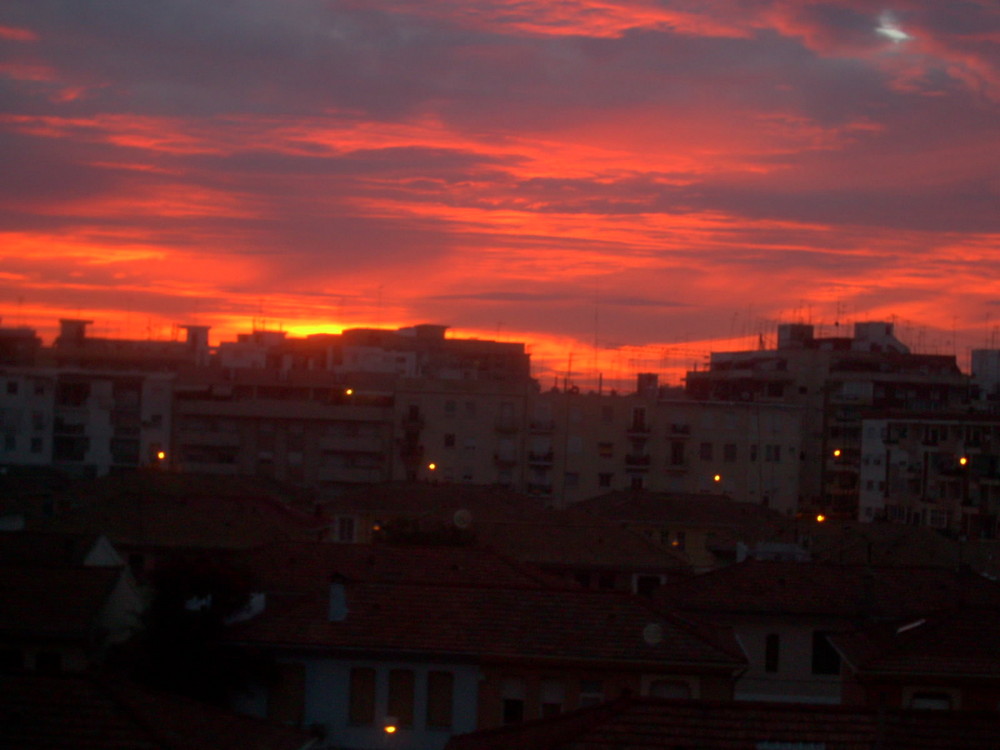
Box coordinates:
[686,322,969,518]
[859,411,1000,537]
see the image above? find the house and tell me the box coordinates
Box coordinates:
[831,605,1000,710]
[656,559,1000,704]
[444,693,1000,750]
[225,543,745,749]
[572,490,797,571]
[321,482,691,591]
[0,530,143,673]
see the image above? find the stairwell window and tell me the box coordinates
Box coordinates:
[765,633,780,673]
[348,667,376,725]
[502,678,526,724]
[426,671,454,728]
[388,669,415,728]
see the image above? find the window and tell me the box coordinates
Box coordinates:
[349,668,376,725]
[699,442,713,461]
[811,631,840,675]
[601,406,614,423]
[670,442,685,466]
[502,678,525,724]
[444,433,456,448]
[426,671,454,728]
[336,517,356,543]
[750,444,758,462]
[579,680,604,707]
[648,680,691,699]
[564,472,579,489]
[630,475,644,490]
[765,633,780,673]
[540,680,565,717]
[6,381,17,395]
[909,691,953,710]
[4,435,15,452]
[32,412,44,431]
[388,669,415,727]
[444,400,456,416]
[723,443,737,462]
[30,438,42,454]
[598,472,613,488]
[671,531,686,551]
[598,442,614,458]
[765,444,781,462]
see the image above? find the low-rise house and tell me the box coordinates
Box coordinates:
[0,530,143,673]
[226,543,745,749]
[831,605,1000,711]
[573,490,797,571]
[656,560,1000,704]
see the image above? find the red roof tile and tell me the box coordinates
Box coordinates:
[0,565,122,639]
[445,695,1000,750]
[231,581,745,670]
[0,673,313,750]
[832,606,1000,678]
[657,560,1000,619]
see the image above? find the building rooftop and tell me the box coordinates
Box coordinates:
[231,579,745,670]
[656,560,1000,619]
[444,694,1000,750]
[0,672,313,750]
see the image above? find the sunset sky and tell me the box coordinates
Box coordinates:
[1,0,998,387]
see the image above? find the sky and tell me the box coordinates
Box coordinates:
[1,0,998,388]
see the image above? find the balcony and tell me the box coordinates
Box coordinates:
[528,450,554,466]
[494,452,517,467]
[626,423,651,439]
[625,453,652,470]
[530,420,555,433]
[526,482,553,496]
[401,414,425,431]
[495,417,520,434]
[668,424,692,437]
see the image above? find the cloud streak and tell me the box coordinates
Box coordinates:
[1,0,998,385]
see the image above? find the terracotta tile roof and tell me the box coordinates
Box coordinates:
[831,606,1000,679]
[230,581,745,670]
[445,695,1000,750]
[657,560,1000,619]
[233,541,561,592]
[0,530,105,567]
[0,673,313,750]
[30,473,326,551]
[0,565,122,639]
[325,482,688,571]
[574,490,792,535]
[474,519,688,572]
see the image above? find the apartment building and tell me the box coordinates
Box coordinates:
[524,383,802,513]
[858,412,1000,538]
[686,322,969,518]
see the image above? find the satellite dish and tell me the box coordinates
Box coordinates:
[452,508,473,530]
[643,622,663,645]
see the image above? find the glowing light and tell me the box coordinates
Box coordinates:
[816,514,826,523]
[384,716,398,734]
[959,456,968,466]
[713,474,722,482]
[428,463,437,471]
[385,725,397,734]
[345,388,354,396]
[876,13,912,42]
[156,451,166,460]
[832,449,841,458]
